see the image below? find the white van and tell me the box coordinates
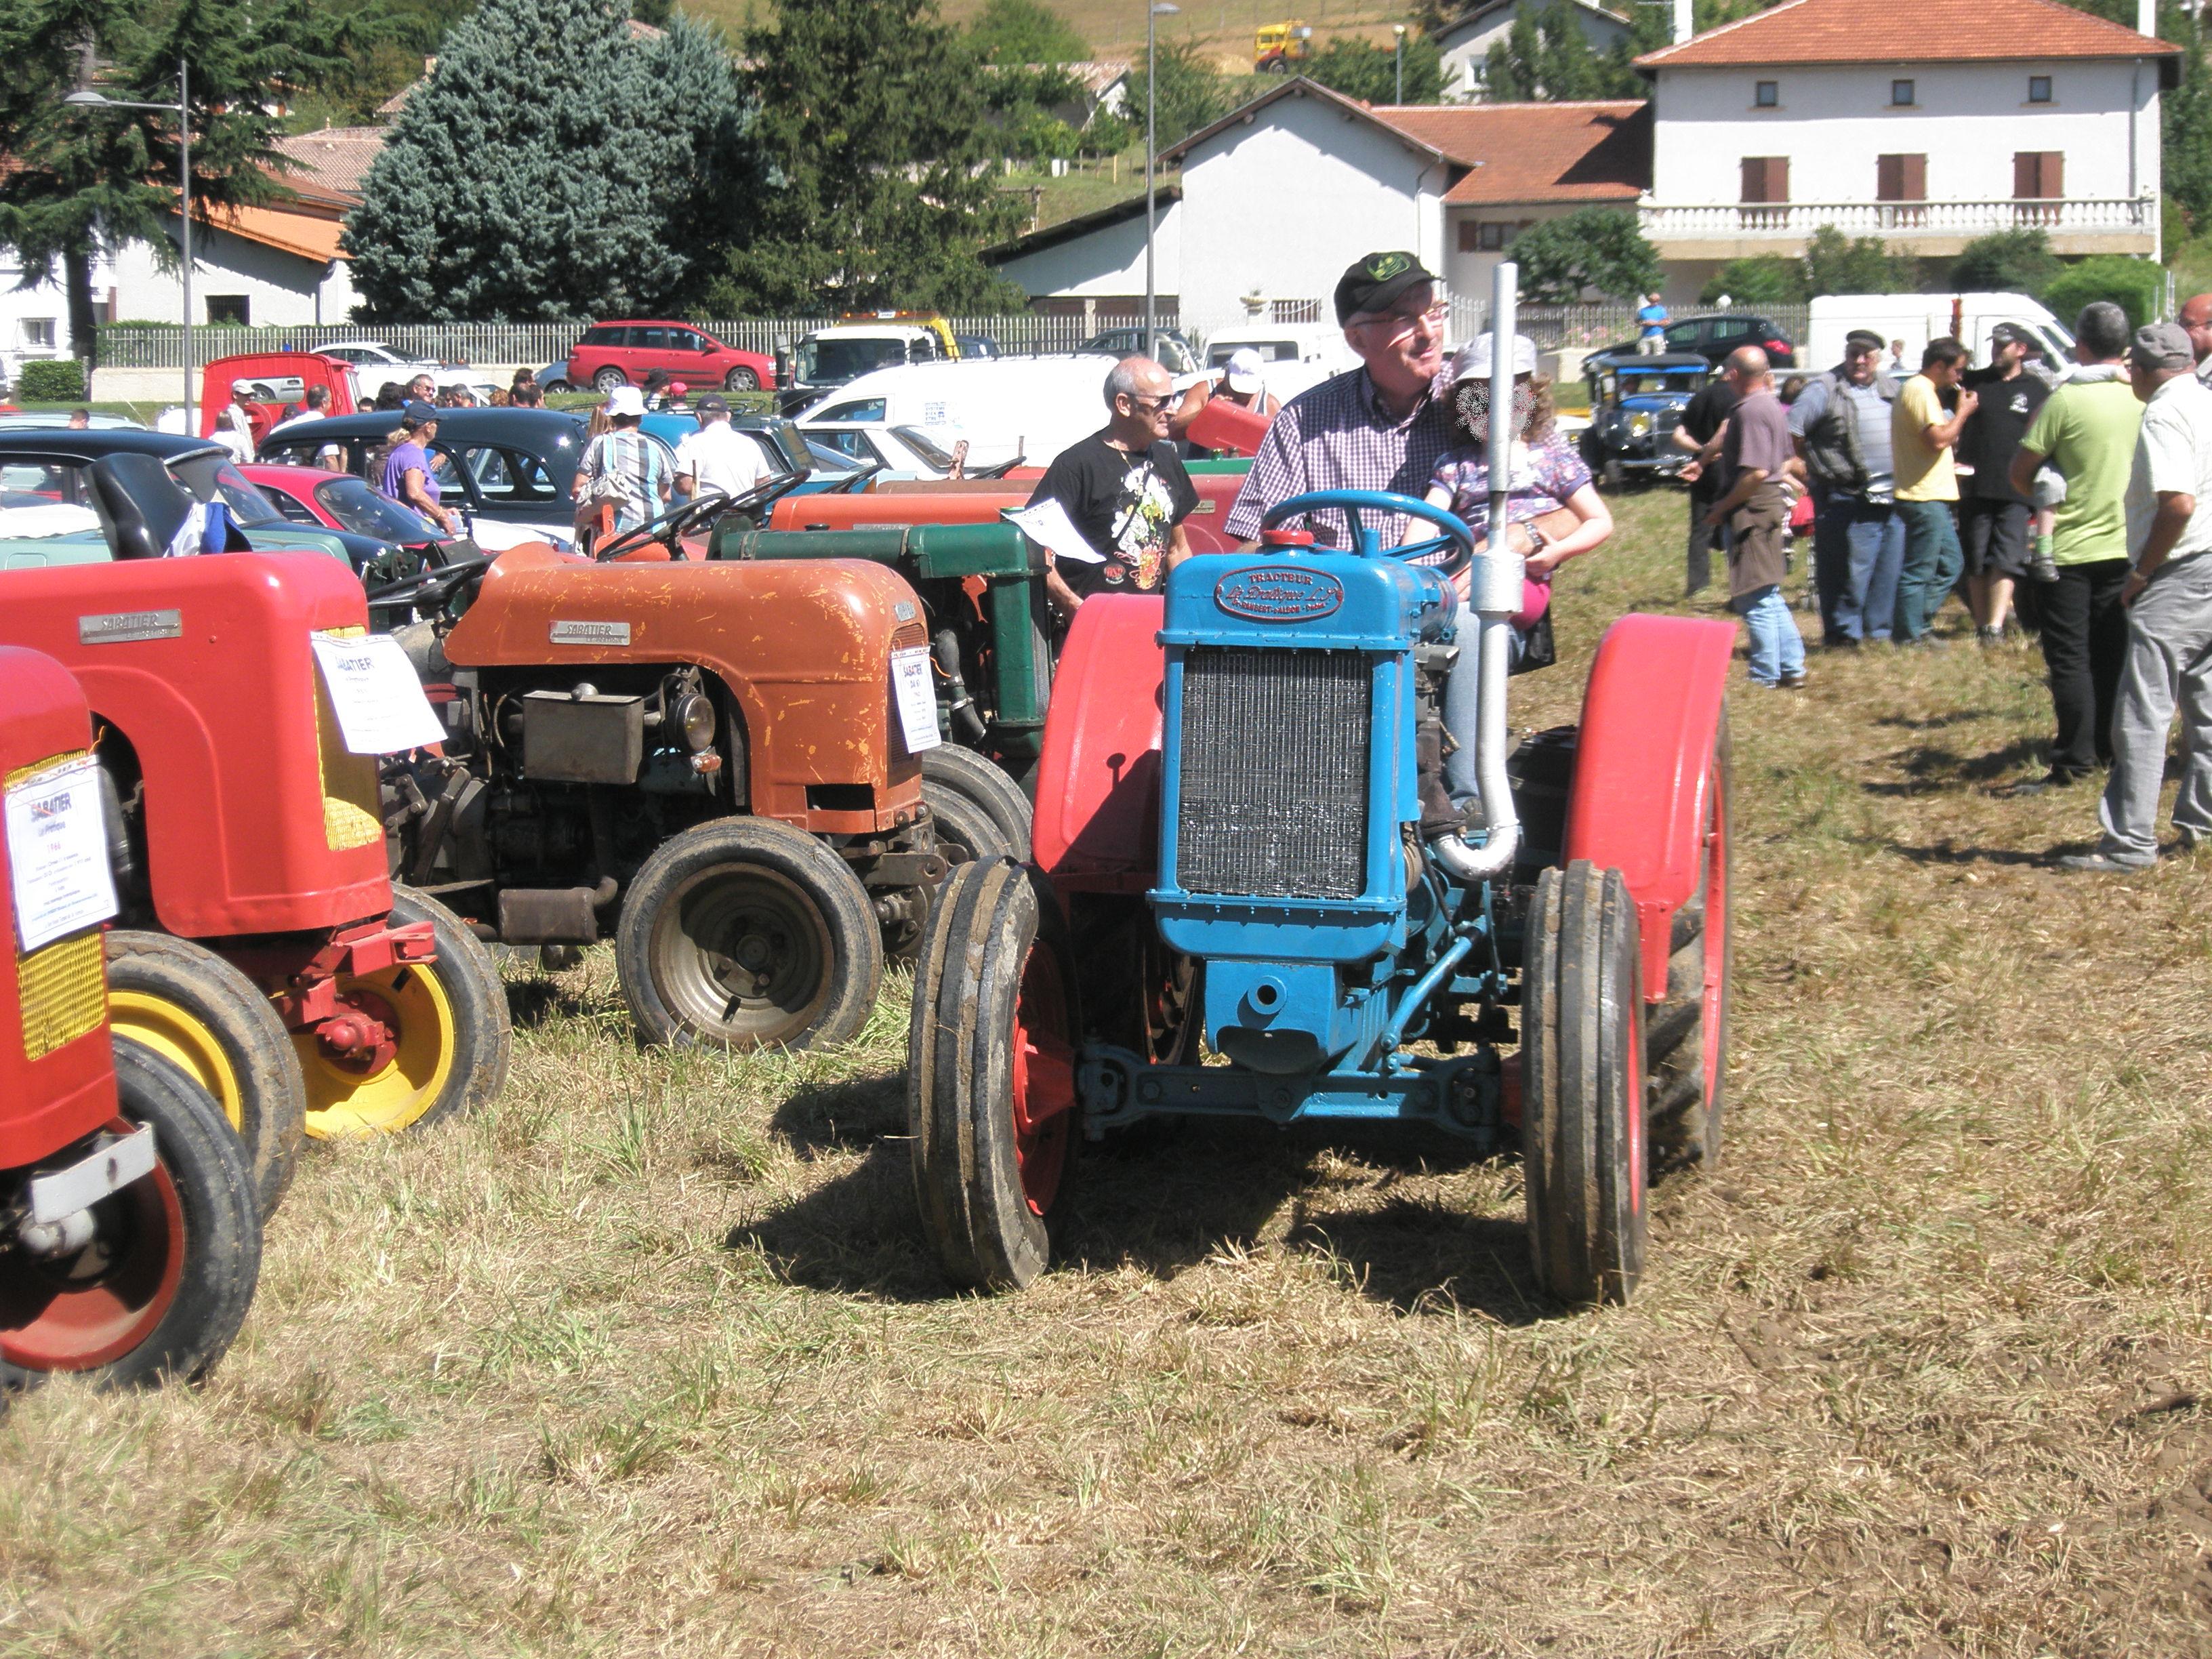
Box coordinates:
[796,355,1122,476]
[1197,321,1358,403]
[1805,293,2075,377]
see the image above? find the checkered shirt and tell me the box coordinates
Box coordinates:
[1223,366,1455,547]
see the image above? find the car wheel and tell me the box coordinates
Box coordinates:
[724,367,760,392]
[593,367,627,394]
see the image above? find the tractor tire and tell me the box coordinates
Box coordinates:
[293,888,513,1138]
[593,367,628,394]
[617,816,880,1052]
[1522,861,1647,1306]
[922,744,1033,860]
[724,367,761,392]
[0,1038,262,1391]
[104,930,305,1221]
[907,859,1078,1291]
[1643,712,1732,1172]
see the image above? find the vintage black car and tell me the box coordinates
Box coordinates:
[1578,352,1713,488]
[255,407,586,543]
[1597,311,1797,369]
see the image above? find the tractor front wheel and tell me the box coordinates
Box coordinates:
[922,744,1033,861]
[617,817,881,1052]
[293,889,512,1138]
[0,1038,262,1390]
[1522,861,1647,1305]
[104,930,305,1219]
[908,859,1078,1290]
[1643,713,1732,1171]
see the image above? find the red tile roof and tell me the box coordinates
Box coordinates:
[1373,100,1650,204]
[1637,0,2179,68]
[274,127,386,201]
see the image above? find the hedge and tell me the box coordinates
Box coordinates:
[2040,258,2163,331]
[18,359,85,401]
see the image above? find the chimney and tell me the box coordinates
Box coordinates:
[2138,0,2155,35]
[1673,0,1694,45]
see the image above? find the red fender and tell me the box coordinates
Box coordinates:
[1564,612,1737,998]
[1031,594,1165,896]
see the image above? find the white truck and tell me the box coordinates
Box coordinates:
[1195,321,1359,404]
[1804,293,2076,377]
[795,354,1122,476]
[779,319,956,414]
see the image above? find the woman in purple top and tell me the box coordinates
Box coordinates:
[378,401,457,535]
[1399,334,1614,810]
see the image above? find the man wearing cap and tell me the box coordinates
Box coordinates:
[2061,322,2212,869]
[1788,329,1902,645]
[379,401,458,535]
[574,384,674,541]
[674,396,772,504]
[1957,324,2050,643]
[1225,251,1453,550]
[214,380,258,462]
[2008,302,2144,792]
[1170,346,1279,449]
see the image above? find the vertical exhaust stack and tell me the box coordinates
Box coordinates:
[1673,0,1694,45]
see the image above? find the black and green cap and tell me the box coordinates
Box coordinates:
[1334,250,1437,325]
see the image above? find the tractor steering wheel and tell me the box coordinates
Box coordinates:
[592,490,731,562]
[367,550,491,615]
[1260,488,1476,574]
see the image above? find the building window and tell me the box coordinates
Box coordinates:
[2028,75,2053,103]
[1875,154,1927,201]
[205,295,250,326]
[20,318,55,350]
[2013,151,2064,199]
[1456,220,1522,252]
[1740,156,1790,203]
[1889,78,1915,106]
[1754,80,1778,107]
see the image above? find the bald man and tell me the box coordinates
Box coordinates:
[1704,347,1807,687]
[2181,292,2212,384]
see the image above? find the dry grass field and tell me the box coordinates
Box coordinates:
[8,488,2212,1656]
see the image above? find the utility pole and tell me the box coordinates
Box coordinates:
[1147,3,1179,358]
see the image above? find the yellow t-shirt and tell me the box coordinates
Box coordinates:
[1892,373,1957,502]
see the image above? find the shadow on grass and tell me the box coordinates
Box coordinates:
[504,975,607,1032]
[1864,736,2047,795]
[734,1106,1551,1322]
[1876,836,2076,867]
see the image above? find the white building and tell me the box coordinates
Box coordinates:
[1636,0,2179,293]
[1435,0,1633,104]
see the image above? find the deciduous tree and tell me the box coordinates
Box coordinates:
[1303,35,1443,104]
[1511,207,1660,302]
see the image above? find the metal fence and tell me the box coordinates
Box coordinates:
[96,302,1818,371]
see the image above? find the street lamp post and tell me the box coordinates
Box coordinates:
[65,60,192,425]
[1146,2,1179,360]
[1394,25,1406,102]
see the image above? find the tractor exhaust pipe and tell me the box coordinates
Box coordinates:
[1433,260,1524,887]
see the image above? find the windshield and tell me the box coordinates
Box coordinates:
[891,426,958,471]
[168,453,283,525]
[797,337,909,386]
[316,477,438,541]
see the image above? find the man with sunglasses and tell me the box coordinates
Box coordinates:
[1025,354,1199,630]
[1225,250,1453,550]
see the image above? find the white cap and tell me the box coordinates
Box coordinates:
[230,379,252,396]
[1447,333,1538,384]
[1223,348,1265,395]
[606,385,645,418]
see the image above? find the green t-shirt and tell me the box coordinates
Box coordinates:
[2020,375,2143,565]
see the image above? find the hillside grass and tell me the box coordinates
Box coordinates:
[7,488,2212,1654]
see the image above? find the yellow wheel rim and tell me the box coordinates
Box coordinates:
[293,960,459,1139]
[108,989,248,1136]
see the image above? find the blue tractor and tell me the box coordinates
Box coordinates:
[907,489,1736,1305]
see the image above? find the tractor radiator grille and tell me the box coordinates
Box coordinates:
[1176,647,1370,900]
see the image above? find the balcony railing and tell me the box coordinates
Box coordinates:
[1640,197,2154,241]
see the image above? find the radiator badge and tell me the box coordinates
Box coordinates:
[1214,567,1344,622]
[550,620,631,646]
[78,609,181,644]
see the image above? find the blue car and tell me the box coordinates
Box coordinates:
[1578,351,1713,488]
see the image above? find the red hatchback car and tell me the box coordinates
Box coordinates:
[564,321,777,395]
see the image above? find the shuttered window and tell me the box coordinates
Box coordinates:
[2013,152,2064,199]
[1876,155,1927,201]
[1740,157,1789,203]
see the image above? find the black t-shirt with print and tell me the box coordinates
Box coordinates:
[1027,431,1199,600]
[1957,366,2050,504]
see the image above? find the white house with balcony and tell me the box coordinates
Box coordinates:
[1634,0,2180,297]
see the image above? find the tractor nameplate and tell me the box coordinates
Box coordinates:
[549,620,632,646]
[77,610,180,645]
[1214,567,1344,623]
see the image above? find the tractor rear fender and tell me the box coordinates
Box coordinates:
[1032,594,1165,898]
[1563,612,1736,998]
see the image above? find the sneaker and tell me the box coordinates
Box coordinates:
[2009,770,2087,796]
[2058,850,2156,873]
[1778,670,1809,689]
[1975,626,2003,649]
[2177,825,2205,853]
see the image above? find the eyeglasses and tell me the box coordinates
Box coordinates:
[1124,394,1174,414]
[1349,303,1450,341]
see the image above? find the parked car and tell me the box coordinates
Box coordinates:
[255,405,586,544]
[1074,327,1199,375]
[241,462,554,554]
[1577,351,1712,488]
[0,411,144,431]
[565,321,777,394]
[1599,312,1796,369]
[317,339,485,399]
[530,361,573,394]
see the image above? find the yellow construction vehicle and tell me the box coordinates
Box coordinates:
[1255,20,1314,72]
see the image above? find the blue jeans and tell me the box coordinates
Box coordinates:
[1896,498,1964,640]
[1733,584,1805,684]
[1829,495,1905,642]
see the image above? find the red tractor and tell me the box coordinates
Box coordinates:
[0,647,261,1388]
[0,531,510,1208]
[907,490,1734,1305]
